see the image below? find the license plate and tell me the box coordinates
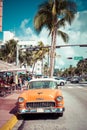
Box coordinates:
[37,108,44,113]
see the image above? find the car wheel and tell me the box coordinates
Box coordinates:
[60,82,64,86]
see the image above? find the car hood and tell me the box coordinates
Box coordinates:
[19,89,62,101]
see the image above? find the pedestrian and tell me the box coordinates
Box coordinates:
[14,73,18,90]
[18,76,23,90]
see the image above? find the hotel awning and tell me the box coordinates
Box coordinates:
[0,60,27,72]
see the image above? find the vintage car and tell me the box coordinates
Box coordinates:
[17,78,65,117]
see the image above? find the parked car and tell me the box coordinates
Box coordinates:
[66,77,72,81]
[54,77,67,86]
[17,78,65,117]
[70,77,79,83]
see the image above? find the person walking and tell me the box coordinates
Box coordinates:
[18,76,23,90]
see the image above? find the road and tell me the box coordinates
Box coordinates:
[12,83,87,130]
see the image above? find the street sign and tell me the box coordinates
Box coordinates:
[74,56,83,60]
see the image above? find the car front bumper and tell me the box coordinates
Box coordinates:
[18,107,65,114]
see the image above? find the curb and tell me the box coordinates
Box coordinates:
[0,114,18,130]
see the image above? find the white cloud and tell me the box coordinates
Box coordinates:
[14,10,87,69]
[68,11,87,44]
[55,11,87,68]
[20,19,30,30]
[38,28,51,45]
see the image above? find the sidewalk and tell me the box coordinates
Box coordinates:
[0,90,22,130]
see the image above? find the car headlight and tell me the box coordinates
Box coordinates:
[18,97,25,103]
[56,96,63,101]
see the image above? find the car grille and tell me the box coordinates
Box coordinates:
[26,102,55,108]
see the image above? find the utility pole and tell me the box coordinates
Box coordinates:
[16,44,19,66]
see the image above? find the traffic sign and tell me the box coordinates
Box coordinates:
[74,56,83,60]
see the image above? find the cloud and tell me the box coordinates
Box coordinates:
[55,11,87,68]
[17,19,35,40]
[18,11,87,44]
[68,11,87,44]
[15,10,87,69]
[20,19,29,30]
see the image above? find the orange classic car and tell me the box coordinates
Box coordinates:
[17,78,65,117]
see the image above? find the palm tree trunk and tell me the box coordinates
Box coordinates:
[49,29,57,77]
[32,62,35,76]
[49,0,57,78]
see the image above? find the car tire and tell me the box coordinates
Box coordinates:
[60,82,64,86]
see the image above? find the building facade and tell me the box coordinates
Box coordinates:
[0,31,43,75]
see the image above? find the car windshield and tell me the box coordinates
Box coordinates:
[28,81,57,89]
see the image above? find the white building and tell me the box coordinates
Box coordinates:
[34,60,42,75]
[3,31,15,43]
[17,40,43,75]
[1,31,43,75]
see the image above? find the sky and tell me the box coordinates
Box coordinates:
[0,0,87,69]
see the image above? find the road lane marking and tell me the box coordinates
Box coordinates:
[77,86,83,88]
[67,86,73,88]
[61,86,87,90]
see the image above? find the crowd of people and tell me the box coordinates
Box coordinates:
[0,72,32,95]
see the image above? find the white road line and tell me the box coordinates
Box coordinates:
[61,86,87,90]
[67,86,73,88]
[77,86,83,88]
[59,85,87,91]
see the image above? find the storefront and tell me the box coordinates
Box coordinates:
[0,60,27,96]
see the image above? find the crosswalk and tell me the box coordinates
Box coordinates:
[58,83,87,90]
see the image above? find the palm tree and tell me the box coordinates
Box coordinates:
[34,0,77,77]
[76,59,87,76]
[31,41,49,75]
[0,39,17,63]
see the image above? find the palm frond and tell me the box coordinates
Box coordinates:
[57,18,65,28]
[57,30,69,43]
[62,9,76,25]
